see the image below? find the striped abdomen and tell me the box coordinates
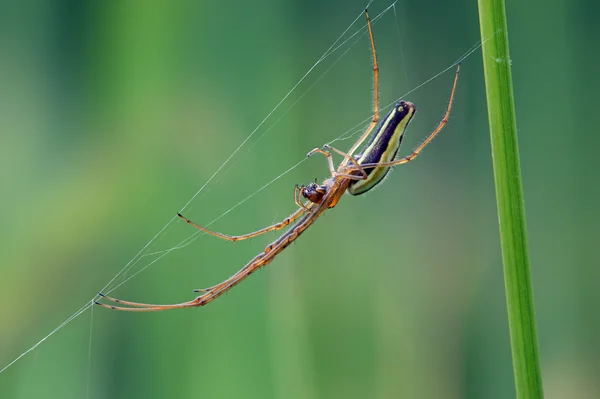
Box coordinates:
[348,100,416,195]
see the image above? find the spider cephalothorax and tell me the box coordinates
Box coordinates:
[300,182,327,204]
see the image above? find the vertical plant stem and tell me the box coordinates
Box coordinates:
[476,0,544,397]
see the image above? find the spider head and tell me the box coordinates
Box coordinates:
[300,182,327,204]
[396,100,416,116]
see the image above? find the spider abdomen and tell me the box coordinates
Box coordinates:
[348,101,416,195]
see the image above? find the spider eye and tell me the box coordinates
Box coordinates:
[396,100,415,114]
[301,182,325,204]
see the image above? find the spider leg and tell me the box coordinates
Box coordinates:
[97,237,291,311]
[95,292,199,311]
[192,270,248,294]
[190,244,291,305]
[178,205,306,242]
[294,184,312,211]
[95,300,197,312]
[192,257,281,293]
[346,64,460,172]
[307,146,365,180]
[96,292,152,307]
[307,147,336,176]
[344,9,380,162]
[323,144,367,179]
[97,183,329,312]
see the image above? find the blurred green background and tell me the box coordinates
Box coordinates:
[1,0,599,398]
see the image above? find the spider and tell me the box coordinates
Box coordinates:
[96,9,460,312]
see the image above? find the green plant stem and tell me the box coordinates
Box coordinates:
[476,1,544,397]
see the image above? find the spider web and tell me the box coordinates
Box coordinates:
[0,0,388,376]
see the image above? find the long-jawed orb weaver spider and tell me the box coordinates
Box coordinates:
[96,9,460,312]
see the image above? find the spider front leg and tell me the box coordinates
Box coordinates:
[322,144,367,179]
[307,146,366,180]
[294,184,312,211]
[307,147,336,176]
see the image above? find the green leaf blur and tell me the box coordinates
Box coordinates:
[1,0,598,398]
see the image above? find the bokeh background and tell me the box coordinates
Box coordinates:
[1,0,599,398]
